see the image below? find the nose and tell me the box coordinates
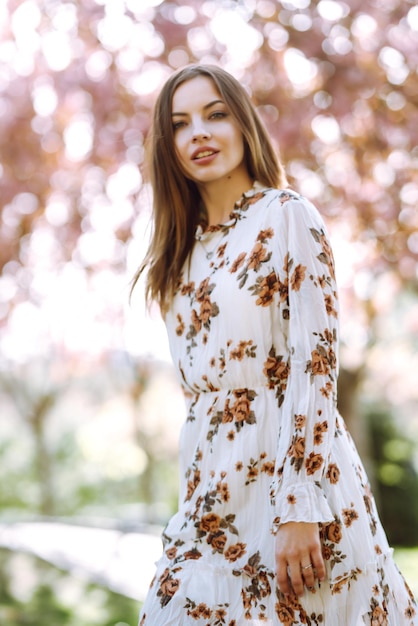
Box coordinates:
[191,120,210,142]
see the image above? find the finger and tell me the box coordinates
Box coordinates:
[276,557,292,596]
[301,562,315,589]
[288,558,305,596]
[311,545,326,582]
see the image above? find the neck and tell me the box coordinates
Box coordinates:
[198,171,254,226]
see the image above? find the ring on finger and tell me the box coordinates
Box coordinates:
[302,564,313,571]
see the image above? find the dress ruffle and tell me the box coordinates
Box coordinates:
[140,549,416,625]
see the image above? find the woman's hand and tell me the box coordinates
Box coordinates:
[275,521,326,596]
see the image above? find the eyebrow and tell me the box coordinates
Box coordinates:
[171,99,225,117]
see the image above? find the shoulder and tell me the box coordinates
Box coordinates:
[260,187,326,233]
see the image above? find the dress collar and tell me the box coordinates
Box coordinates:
[195,181,268,241]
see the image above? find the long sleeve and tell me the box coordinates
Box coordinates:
[269,192,338,531]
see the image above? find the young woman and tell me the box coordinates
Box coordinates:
[135,65,416,625]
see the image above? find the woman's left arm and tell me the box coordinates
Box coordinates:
[269,192,340,594]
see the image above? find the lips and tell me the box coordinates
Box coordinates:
[191,146,219,160]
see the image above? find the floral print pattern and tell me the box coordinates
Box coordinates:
[139,187,417,625]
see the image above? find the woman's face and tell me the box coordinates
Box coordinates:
[171,75,247,187]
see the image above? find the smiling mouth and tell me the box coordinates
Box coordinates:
[193,150,217,160]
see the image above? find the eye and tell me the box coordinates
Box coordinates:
[172,120,186,131]
[209,111,227,120]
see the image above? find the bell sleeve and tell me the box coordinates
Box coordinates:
[269,191,339,532]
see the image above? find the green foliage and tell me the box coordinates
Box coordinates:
[0,549,140,626]
[367,406,418,547]
[394,547,418,599]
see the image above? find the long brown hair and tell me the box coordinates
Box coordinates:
[132,64,287,313]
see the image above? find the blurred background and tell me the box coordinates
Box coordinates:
[0,0,417,624]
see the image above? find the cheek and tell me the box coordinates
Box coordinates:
[233,132,245,161]
[230,126,244,150]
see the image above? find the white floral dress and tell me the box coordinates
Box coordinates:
[139,187,417,625]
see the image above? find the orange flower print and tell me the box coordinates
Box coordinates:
[246,464,259,483]
[243,190,266,207]
[310,227,336,280]
[224,542,247,562]
[287,494,296,504]
[242,551,261,578]
[278,277,289,304]
[322,544,332,560]
[317,275,327,288]
[175,313,185,336]
[320,381,333,398]
[319,231,336,280]
[232,394,251,422]
[263,352,290,388]
[208,531,227,553]
[295,414,306,429]
[305,452,324,475]
[217,242,227,258]
[257,227,274,242]
[330,568,362,596]
[229,339,255,361]
[228,389,256,428]
[165,546,177,560]
[371,605,389,626]
[191,309,202,333]
[183,548,202,560]
[242,590,252,618]
[198,603,212,619]
[363,493,374,517]
[326,463,340,484]
[310,348,330,376]
[157,568,181,606]
[247,242,269,271]
[195,277,211,302]
[181,280,195,296]
[200,513,221,533]
[324,328,335,344]
[328,346,337,370]
[236,461,243,471]
[261,461,275,476]
[275,601,295,624]
[324,294,338,318]
[217,480,230,502]
[279,191,293,205]
[288,436,305,459]
[199,295,213,324]
[290,263,306,291]
[229,252,247,273]
[325,520,343,543]
[252,272,279,306]
[342,507,359,527]
[188,602,212,620]
[258,570,272,598]
[331,577,346,595]
[313,420,328,445]
[185,469,200,501]
[222,399,234,423]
